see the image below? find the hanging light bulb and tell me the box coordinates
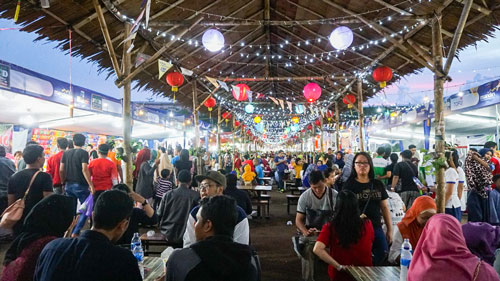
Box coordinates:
[329,26,353,50]
[202,29,225,52]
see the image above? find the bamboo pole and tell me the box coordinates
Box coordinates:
[320,115,324,152]
[194,86,220,112]
[217,105,222,164]
[122,23,133,188]
[92,0,122,78]
[432,15,446,214]
[443,0,474,74]
[335,101,340,150]
[192,80,202,175]
[358,79,365,152]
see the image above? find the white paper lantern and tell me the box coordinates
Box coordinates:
[202,29,224,52]
[245,104,255,114]
[329,26,353,50]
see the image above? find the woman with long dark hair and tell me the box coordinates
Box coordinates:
[174,149,193,177]
[342,152,392,265]
[313,190,374,281]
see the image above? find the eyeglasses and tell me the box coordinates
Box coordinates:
[354,162,370,166]
[200,183,217,190]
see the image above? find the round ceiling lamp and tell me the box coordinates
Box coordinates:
[245,104,255,113]
[303,82,322,103]
[254,116,261,124]
[329,26,353,50]
[202,29,225,52]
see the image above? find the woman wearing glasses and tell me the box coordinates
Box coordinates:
[343,152,392,266]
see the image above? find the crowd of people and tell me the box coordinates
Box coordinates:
[3,135,500,280]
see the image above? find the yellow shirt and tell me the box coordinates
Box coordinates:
[293,164,303,179]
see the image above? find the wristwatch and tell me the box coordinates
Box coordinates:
[142,200,148,206]
[336,265,344,271]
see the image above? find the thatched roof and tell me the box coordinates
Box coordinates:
[1,0,499,139]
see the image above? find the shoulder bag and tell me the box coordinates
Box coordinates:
[0,170,41,229]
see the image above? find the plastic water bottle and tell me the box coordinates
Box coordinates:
[400,238,412,281]
[131,232,141,250]
[133,245,145,279]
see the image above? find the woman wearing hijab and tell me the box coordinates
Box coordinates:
[155,147,174,183]
[133,148,151,190]
[136,149,160,202]
[2,195,74,281]
[408,214,499,281]
[334,151,345,170]
[388,196,437,263]
[462,222,500,266]
[465,148,493,222]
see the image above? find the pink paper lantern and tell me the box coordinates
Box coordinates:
[303,82,322,102]
[232,83,250,101]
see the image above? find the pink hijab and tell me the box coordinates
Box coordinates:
[408,214,499,281]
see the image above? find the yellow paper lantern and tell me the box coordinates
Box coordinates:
[292,116,299,124]
[254,116,261,124]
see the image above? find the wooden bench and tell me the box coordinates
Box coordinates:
[286,194,300,215]
[140,232,182,256]
[252,194,271,218]
[290,186,306,195]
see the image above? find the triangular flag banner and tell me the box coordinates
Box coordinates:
[256,93,265,99]
[218,80,229,91]
[122,8,145,44]
[279,99,285,110]
[126,42,135,54]
[248,90,253,103]
[145,0,151,28]
[231,85,240,96]
[158,59,172,79]
[181,67,193,76]
[135,53,151,68]
[287,101,293,112]
[269,96,279,106]
[205,76,219,88]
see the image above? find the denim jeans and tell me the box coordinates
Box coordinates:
[277,171,285,191]
[65,182,90,235]
[372,226,388,265]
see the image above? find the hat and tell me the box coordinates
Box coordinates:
[195,171,227,188]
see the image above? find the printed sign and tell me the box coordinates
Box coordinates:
[91,94,103,111]
[0,64,10,88]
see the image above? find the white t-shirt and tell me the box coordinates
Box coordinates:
[445,168,462,208]
[297,188,338,226]
[383,191,405,234]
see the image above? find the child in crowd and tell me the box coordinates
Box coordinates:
[293,158,303,188]
[242,164,256,184]
[154,169,173,211]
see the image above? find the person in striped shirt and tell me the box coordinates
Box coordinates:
[154,169,173,211]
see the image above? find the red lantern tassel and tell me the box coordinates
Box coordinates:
[14,0,21,22]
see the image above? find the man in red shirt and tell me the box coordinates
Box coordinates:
[88,144,118,205]
[233,152,242,173]
[46,137,68,194]
[243,155,255,172]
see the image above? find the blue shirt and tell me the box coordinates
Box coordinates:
[274,156,287,172]
[171,155,180,165]
[255,165,264,184]
[34,230,142,281]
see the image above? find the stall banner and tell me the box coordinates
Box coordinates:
[445,79,500,113]
[0,125,13,151]
[0,64,10,89]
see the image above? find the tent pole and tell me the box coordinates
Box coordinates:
[358,79,365,152]
[122,23,133,189]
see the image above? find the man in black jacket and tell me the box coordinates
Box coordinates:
[166,195,260,281]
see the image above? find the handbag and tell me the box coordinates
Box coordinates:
[0,171,41,229]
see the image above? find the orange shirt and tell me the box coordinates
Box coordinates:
[107,151,122,167]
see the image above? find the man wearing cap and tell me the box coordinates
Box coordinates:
[182,171,249,247]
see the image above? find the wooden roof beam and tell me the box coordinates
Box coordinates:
[93,0,122,77]
[455,0,491,15]
[150,0,185,21]
[444,0,474,74]
[372,0,412,15]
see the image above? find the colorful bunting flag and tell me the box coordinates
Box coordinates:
[181,67,193,76]
[205,76,219,88]
[158,59,172,79]
[135,53,151,68]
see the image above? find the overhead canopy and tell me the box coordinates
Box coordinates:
[1,0,499,141]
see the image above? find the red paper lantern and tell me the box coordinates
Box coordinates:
[222,112,231,125]
[342,94,356,109]
[234,120,241,127]
[204,97,216,111]
[372,66,393,88]
[166,72,184,91]
[303,82,322,103]
[315,119,321,126]
[307,124,313,130]
[232,84,250,101]
[326,111,334,121]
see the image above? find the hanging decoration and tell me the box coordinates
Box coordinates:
[342,94,356,109]
[326,111,334,122]
[202,29,225,52]
[245,103,255,114]
[295,104,304,114]
[222,112,231,126]
[254,116,261,124]
[329,26,353,50]
[292,116,300,124]
[307,124,313,130]
[204,96,216,119]
[166,71,184,101]
[234,120,241,127]
[14,0,21,22]
[303,82,322,103]
[315,119,321,126]
[372,66,393,88]
[232,83,250,101]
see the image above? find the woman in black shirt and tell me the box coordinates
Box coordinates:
[174,149,192,177]
[342,152,392,266]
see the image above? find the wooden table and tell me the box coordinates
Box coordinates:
[347,266,400,281]
[144,257,164,281]
[238,185,272,217]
